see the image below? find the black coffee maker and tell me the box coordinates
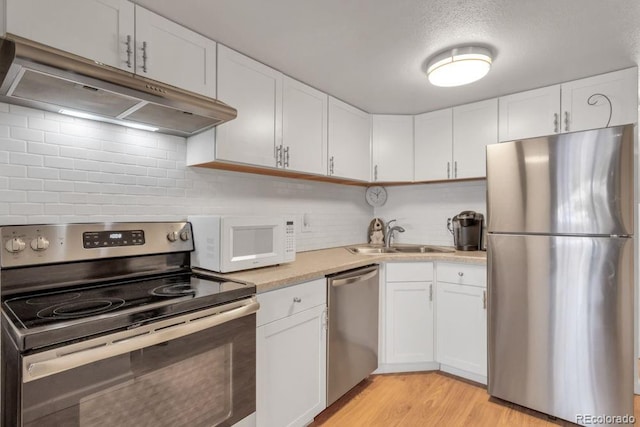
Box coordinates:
[447,211,484,251]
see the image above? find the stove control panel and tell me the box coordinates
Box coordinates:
[0,222,194,268]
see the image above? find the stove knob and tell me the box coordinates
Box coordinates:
[167,231,179,242]
[5,237,26,253]
[30,236,50,251]
[179,231,190,241]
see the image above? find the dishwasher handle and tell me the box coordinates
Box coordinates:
[330,266,379,287]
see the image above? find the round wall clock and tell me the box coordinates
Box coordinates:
[365,185,388,207]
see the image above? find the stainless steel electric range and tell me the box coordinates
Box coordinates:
[0,222,258,427]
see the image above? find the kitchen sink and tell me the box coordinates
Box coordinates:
[346,245,455,255]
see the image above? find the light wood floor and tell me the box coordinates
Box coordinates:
[311,372,640,427]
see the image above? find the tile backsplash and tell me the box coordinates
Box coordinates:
[374,181,487,247]
[0,103,371,252]
[0,102,488,251]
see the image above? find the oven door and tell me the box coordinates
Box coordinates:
[11,298,258,427]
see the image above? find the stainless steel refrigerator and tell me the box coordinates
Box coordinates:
[486,125,634,425]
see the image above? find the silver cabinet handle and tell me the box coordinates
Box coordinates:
[564,111,569,132]
[429,283,433,302]
[330,266,378,287]
[483,290,487,309]
[454,161,458,178]
[275,145,283,167]
[23,298,259,382]
[458,271,464,277]
[125,35,133,68]
[447,161,450,179]
[553,113,559,133]
[284,146,290,168]
[141,41,148,73]
[293,297,302,303]
[374,164,378,181]
[329,156,335,175]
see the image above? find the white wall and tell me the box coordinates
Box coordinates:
[0,103,372,252]
[374,181,486,246]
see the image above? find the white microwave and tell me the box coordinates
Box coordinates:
[189,215,296,273]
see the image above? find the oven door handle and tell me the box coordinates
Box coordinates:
[22,298,260,383]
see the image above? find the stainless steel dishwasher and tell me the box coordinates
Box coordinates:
[326,265,379,406]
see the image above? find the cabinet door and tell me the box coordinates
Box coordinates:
[135,7,216,97]
[257,305,327,427]
[414,109,452,181]
[452,98,498,179]
[216,45,282,167]
[561,67,638,133]
[282,77,328,175]
[498,85,561,141]
[436,282,487,377]
[327,97,371,181]
[372,115,414,182]
[385,281,434,364]
[6,0,134,71]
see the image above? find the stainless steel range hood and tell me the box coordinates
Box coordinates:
[0,36,237,136]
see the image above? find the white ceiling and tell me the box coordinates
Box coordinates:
[132,0,640,115]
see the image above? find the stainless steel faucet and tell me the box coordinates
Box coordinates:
[385,219,405,248]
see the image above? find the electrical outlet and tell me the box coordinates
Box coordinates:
[302,213,312,233]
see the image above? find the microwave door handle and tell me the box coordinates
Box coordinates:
[23,298,260,383]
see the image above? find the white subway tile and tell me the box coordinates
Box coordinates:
[0,112,27,127]
[73,159,102,171]
[60,170,88,181]
[136,176,157,186]
[75,205,101,215]
[0,138,27,152]
[44,181,75,192]
[113,175,137,185]
[86,194,114,204]
[44,204,76,215]
[10,178,43,191]
[11,203,43,215]
[9,105,44,118]
[27,191,59,203]
[59,146,88,159]
[59,193,88,204]
[28,142,59,156]
[0,125,9,138]
[0,103,8,112]
[0,151,8,164]
[29,117,60,133]
[27,215,60,224]
[11,127,44,142]
[88,172,114,183]
[0,190,27,202]
[9,152,43,166]
[44,156,74,170]
[136,156,157,167]
[46,133,101,150]
[0,164,27,177]
[147,168,167,178]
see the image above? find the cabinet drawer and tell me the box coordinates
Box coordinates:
[437,263,486,287]
[386,262,433,282]
[257,278,326,326]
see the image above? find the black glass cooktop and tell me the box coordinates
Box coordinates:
[2,272,255,351]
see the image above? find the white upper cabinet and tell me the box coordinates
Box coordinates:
[216,45,283,168]
[327,97,371,181]
[282,77,328,175]
[561,67,638,133]
[372,115,414,182]
[5,0,217,97]
[414,109,453,181]
[499,68,637,142]
[452,98,498,179]
[498,85,561,142]
[134,7,216,97]
[6,0,135,72]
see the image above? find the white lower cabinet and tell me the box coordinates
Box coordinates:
[436,263,487,384]
[256,279,327,427]
[381,262,436,372]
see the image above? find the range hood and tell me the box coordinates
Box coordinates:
[0,36,237,136]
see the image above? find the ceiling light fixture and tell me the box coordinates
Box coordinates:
[426,46,492,87]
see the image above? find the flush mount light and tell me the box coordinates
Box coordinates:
[426,46,492,87]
